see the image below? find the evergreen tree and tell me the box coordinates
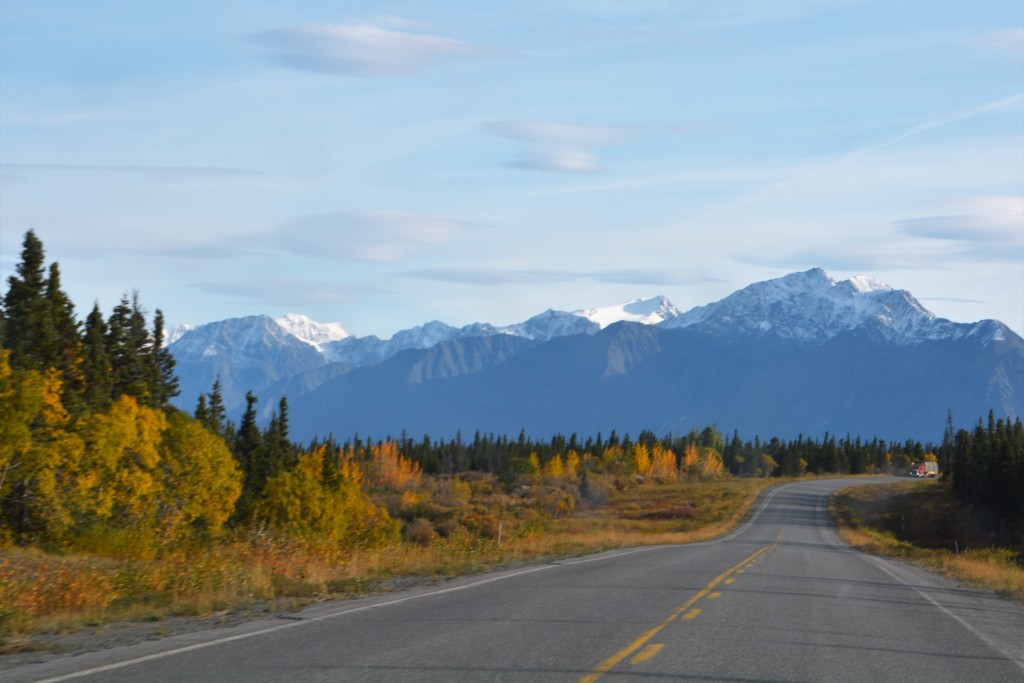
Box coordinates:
[44,263,86,414]
[194,393,210,425]
[203,377,228,438]
[259,396,295,489]
[149,309,179,406]
[940,410,955,475]
[3,230,56,370]
[232,391,262,520]
[81,303,113,410]
[106,294,139,400]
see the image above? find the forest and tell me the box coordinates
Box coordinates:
[1,229,1021,636]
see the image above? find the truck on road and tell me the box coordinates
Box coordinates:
[909,461,939,478]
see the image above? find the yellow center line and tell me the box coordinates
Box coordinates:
[630,643,664,664]
[578,544,773,683]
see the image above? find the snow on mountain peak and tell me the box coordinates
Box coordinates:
[845,275,891,294]
[275,313,350,350]
[166,323,195,346]
[661,268,948,343]
[575,295,681,329]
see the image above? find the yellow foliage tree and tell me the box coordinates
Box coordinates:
[253,446,398,546]
[367,440,422,490]
[633,443,653,477]
[565,450,580,479]
[758,454,778,478]
[681,443,700,479]
[651,444,678,481]
[600,445,626,473]
[700,449,725,480]
[526,452,541,478]
[544,454,565,478]
[80,395,166,525]
[0,352,84,540]
[159,411,242,537]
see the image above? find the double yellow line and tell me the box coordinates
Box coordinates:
[579,537,780,683]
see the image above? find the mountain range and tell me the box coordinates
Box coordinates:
[168,268,1023,444]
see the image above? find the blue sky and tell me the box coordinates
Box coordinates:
[2,1,1022,337]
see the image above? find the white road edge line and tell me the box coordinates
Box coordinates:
[26,480,815,681]
[29,565,557,683]
[822,485,1024,675]
[862,554,1024,675]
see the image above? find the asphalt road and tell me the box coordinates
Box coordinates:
[5,477,1024,682]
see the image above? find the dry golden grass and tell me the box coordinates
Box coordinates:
[0,475,776,644]
[830,481,1024,602]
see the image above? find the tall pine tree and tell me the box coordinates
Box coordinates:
[232,391,262,521]
[150,309,179,406]
[3,230,56,371]
[81,303,113,410]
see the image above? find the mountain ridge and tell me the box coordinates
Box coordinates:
[167,268,1023,440]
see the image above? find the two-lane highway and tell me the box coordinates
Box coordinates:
[4,477,1023,682]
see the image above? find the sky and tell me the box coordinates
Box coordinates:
[1,0,1022,338]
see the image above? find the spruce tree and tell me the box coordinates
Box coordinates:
[204,377,228,437]
[3,230,54,370]
[150,309,179,406]
[261,396,294,479]
[44,262,86,414]
[232,391,262,520]
[106,292,155,403]
[81,303,113,410]
[194,393,210,425]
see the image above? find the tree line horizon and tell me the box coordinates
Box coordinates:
[2,229,1021,552]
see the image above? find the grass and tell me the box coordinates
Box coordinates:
[830,480,1024,602]
[0,475,775,646]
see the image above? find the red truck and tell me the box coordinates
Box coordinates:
[909,461,939,478]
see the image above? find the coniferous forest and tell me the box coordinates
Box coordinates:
[1,229,1021,633]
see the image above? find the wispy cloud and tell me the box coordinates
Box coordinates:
[977,27,1024,59]
[401,267,717,286]
[0,163,263,177]
[697,93,1024,221]
[737,250,940,273]
[189,278,369,307]
[269,211,472,262]
[894,196,1024,243]
[248,19,502,77]
[488,121,625,172]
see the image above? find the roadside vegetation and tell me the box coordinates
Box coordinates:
[0,475,775,650]
[3,229,1020,652]
[831,480,1024,602]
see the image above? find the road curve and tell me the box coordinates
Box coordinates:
[4,477,1023,683]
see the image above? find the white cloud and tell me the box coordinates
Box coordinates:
[190,278,378,308]
[978,27,1024,58]
[248,21,501,77]
[0,163,262,178]
[270,210,471,262]
[401,267,717,286]
[894,196,1024,243]
[488,121,625,172]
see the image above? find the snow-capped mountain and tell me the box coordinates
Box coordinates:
[322,321,502,366]
[275,313,350,350]
[659,268,986,345]
[501,309,600,341]
[166,323,195,346]
[576,295,681,329]
[168,269,1023,441]
[170,315,327,412]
